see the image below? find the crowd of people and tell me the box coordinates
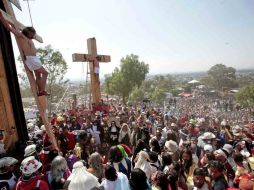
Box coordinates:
[1,96,254,190]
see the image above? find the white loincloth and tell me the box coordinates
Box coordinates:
[25,56,42,71]
[94,67,100,74]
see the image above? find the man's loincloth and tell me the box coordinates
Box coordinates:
[25,56,42,71]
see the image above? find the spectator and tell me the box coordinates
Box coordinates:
[100,164,130,190]
[129,168,151,190]
[108,146,131,178]
[0,157,18,190]
[134,150,153,179]
[46,155,71,186]
[192,168,210,190]
[87,152,104,182]
[16,156,49,190]
[118,123,131,147]
[67,161,99,190]
[208,160,228,190]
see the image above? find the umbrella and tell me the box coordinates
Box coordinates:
[188,79,200,84]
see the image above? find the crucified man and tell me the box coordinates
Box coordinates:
[0,12,50,96]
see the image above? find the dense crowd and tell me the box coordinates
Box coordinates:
[1,97,254,190]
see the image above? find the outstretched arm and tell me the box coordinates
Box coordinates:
[0,11,23,38]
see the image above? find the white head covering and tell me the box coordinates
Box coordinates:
[165,140,178,153]
[118,123,131,143]
[134,151,152,179]
[67,161,99,190]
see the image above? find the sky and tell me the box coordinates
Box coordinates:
[9,0,254,81]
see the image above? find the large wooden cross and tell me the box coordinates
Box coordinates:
[1,0,58,150]
[72,38,110,106]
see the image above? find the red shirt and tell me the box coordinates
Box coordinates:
[15,175,49,190]
[50,117,57,126]
[66,132,76,150]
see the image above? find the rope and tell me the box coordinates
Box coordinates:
[25,0,33,26]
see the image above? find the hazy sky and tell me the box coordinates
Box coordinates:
[11,0,254,81]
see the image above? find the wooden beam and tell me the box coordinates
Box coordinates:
[87,38,101,105]
[72,53,110,62]
[0,9,43,43]
[0,43,18,150]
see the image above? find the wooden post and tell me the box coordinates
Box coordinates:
[0,44,18,150]
[72,38,110,106]
[2,0,58,150]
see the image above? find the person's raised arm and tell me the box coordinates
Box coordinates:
[0,11,23,38]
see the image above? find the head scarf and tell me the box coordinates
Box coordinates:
[134,151,152,178]
[67,161,99,190]
[117,145,128,158]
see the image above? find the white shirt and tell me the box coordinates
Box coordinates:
[101,172,130,190]
[193,182,209,190]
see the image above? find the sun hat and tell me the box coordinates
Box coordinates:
[204,144,213,152]
[221,119,227,126]
[214,149,227,158]
[20,156,42,175]
[222,144,234,155]
[171,123,177,127]
[232,125,241,136]
[24,144,36,157]
[165,140,178,153]
[40,125,46,131]
[202,132,216,140]
[0,157,18,170]
[27,122,34,130]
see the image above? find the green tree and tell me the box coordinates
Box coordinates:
[235,85,254,107]
[128,86,145,102]
[206,64,238,90]
[139,74,176,104]
[37,45,68,114]
[105,54,149,102]
[18,45,68,114]
[150,87,167,105]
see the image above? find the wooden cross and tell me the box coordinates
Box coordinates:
[72,38,111,106]
[1,0,58,150]
[0,9,42,42]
